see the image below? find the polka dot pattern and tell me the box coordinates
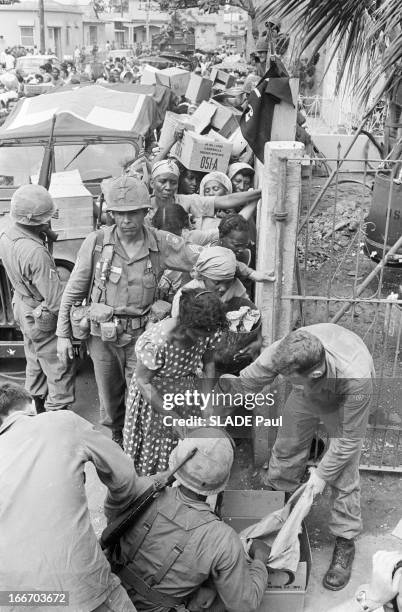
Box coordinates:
[123,322,221,476]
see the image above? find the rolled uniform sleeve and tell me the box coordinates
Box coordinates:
[238,341,282,394]
[211,527,268,612]
[28,246,64,313]
[154,229,203,272]
[316,378,372,483]
[56,233,97,338]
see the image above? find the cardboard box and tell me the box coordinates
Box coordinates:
[24,83,55,97]
[31,170,93,240]
[171,130,232,173]
[185,73,213,104]
[210,101,241,138]
[158,111,195,149]
[191,101,217,134]
[220,490,312,612]
[156,67,191,97]
[210,67,236,90]
[140,65,161,86]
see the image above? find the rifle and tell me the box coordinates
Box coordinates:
[100,447,197,551]
[38,113,57,253]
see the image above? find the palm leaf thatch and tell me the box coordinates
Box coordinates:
[258,0,402,105]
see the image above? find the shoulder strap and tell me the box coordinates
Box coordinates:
[127,502,159,561]
[87,229,105,302]
[148,248,163,282]
[151,529,193,586]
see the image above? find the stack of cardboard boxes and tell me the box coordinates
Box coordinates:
[160,98,241,173]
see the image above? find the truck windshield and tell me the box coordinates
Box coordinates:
[0,142,137,187]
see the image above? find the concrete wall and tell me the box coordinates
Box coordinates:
[0,2,83,58]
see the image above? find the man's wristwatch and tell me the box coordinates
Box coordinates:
[355,588,384,611]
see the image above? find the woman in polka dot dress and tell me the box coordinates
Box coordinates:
[123,288,227,475]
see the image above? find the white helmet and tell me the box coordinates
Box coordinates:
[169,427,234,496]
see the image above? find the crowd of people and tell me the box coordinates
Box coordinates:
[0,40,251,95]
[0,38,401,612]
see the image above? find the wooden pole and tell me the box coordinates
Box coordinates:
[38,0,46,54]
[252,141,304,467]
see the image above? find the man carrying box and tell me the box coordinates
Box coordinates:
[217,323,375,592]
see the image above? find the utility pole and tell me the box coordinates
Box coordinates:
[38,0,46,54]
[145,0,150,48]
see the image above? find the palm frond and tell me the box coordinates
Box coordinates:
[257,0,402,103]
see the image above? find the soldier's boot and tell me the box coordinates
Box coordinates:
[323,537,355,591]
[33,395,46,414]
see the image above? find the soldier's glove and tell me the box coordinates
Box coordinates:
[89,303,114,323]
[307,467,326,496]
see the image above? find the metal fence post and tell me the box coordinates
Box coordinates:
[252,141,304,468]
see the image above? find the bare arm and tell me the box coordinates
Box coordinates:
[215,190,261,211]
[153,129,182,165]
[239,201,257,221]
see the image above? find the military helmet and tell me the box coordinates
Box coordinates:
[103,175,151,212]
[10,184,56,226]
[169,427,234,496]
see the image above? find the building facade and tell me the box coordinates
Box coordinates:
[98,0,247,53]
[0,1,84,59]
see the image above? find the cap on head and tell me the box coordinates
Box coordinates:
[151,159,180,180]
[103,175,151,212]
[169,427,234,496]
[10,184,56,225]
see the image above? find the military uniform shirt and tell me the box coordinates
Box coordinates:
[56,225,202,338]
[0,220,63,312]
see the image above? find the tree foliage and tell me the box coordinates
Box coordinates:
[158,0,256,18]
[259,0,402,105]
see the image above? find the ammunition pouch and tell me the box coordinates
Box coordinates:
[31,304,57,333]
[89,302,114,323]
[70,304,91,340]
[100,320,118,343]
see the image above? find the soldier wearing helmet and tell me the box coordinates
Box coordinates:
[108,428,271,611]
[56,176,204,446]
[0,184,75,412]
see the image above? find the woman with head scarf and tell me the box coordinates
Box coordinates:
[228,162,255,193]
[123,288,227,474]
[149,159,261,231]
[170,246,249,318]
[151,205,245,302]
[199,171,232,197]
